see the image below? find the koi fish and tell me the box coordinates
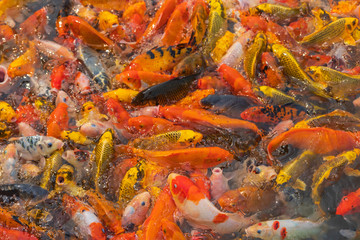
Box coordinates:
[244,32,267,84]
[62,194,106,240]
[92,128,114,193]
[122,191,151,230]
[19,7,48,37]
[240,105,308,124]
[168,173,255,234]
[8,41,37,78]
[211,31,235,64]
[40,149,63,191]
[336,187,360,216]
[141,187,177,240]
[245,219,322,239]
[190,0,209,46]
[312,149,360,207]
[131,74,199,106]
[133,147,233,169]
[267,127,360,163]
[47,102,69,138]
[131,130,203,150]
[0,101,16,123]
[218,186,277,214]
[10,136,63,161]
[301,18,358,46]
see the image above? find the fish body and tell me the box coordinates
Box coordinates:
[11,136,63,161]
[127,44,193,72]
[244,32,267,83]
[40,149,63,191]
[267,128,360,163]
[301,18,358,46]
[241,105,307,123]
[78,45,111,92]
[307,66,360,98]
[47,102,69,138]
[271,43,330,99]
[250,2,309,23]
[168,173,254,234]
[312,149,360,206]
[133,147,233,169]
[203,0,227,54]
[245,219,322,239]
[190,0,208,46]
[131,130,203,150]
[92,128,114,192]
[132,74,199,106]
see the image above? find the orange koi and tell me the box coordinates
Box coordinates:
[59,16,120,52]
[85,190,125,235]
[218,64,257,99]
[127,116,183,136]
[168,173,255,234]
[162,1,189,46]
[161,218,186,240]
[19,7,48,37]
[139,0,179,43]
[141,186,176,240]
[241,105,307,123]
[115,71,173,90]
[8,41,37,78]
[106,98,130,124]
[336,187,360,216]
[62,194,106,240]
[132,147,233,169]
[267,127,360,163]
[47,102,69,138]
[159,106,261,135]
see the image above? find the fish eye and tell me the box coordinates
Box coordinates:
[141,201,145,206]
[257,230,262,234]
[173,183,177,188]
[248,165,254,172]
[353,20,357,26]
[47,142,53,148]
[344,197,348,201]
[347,24,352,30]
[91,124,96,127]
[63,97,67,102]
[254,167,261,174]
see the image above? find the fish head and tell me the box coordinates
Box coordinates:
[99,128,114,142]
[345,18,358,34]
[336,191,360,215]
[270,43,287,58]
[122,191,151,228]
[37,137,63,156]
[306,66,322,81]
[178,130,203,145]
[81,101,96,115]
[168,173,206,205]
[245,222,274,239]
[56,164,75,187]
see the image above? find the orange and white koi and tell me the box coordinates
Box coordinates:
[168,173,255,234]
[62,194,106,240]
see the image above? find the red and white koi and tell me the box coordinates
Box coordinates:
[245,219,323,240]
[168,173,255,234]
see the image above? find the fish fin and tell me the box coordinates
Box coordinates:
[343,35,356,46]
[291,179,307,191]
[344,167,360,177]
